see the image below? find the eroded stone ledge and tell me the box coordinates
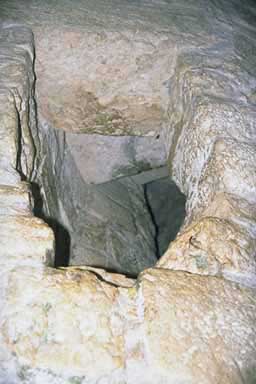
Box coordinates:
[159,37,256,287]
[1,267,256,383]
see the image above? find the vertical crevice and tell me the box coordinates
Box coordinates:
[14,105,26,181]
[30,181,71,267]
[144,177,186,258]
[143,185,160,259]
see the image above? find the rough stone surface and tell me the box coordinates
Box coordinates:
[0,0,256,382]
[35,119,157,275]
[0,0,221,136]
[157,20,256,286]
[0,24,55,273]
[1,267,256,384]
[0,25,36,185]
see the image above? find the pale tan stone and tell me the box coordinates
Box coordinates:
[157,216,256,286]
[138,268,256,384]
[1,266,126,380]
[0,92,21,186]
[0,1,256,382]
[0,183,32,216]
[0,215,54,268]
[0,25,36,180]
[63,266,135,288]
[1,267,256,383]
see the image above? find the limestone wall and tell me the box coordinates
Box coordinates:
[0,0,256,382]
[158,23,256,287]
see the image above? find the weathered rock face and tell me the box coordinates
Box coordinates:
[1,267,256,384]
[35,119,157,274]
[0,0,221,137]
[0,24,55,271]
[157,12,256,286]
[0,25,35,185]
[0,0,256,382]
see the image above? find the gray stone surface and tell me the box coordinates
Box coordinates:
[145,177,186,257]
[66,132,167,184]
[35,119,157,275]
